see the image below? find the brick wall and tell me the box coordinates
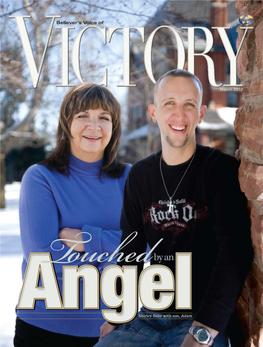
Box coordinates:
[235,1,263,346]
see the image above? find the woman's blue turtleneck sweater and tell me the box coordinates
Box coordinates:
[16,154,131,337]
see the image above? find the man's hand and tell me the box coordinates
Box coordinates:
[179,320,219,347]
[99,321,117,341]
[59,228,84,252]
[179,333,209,347]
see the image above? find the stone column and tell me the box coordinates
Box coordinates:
[235,1,263,346]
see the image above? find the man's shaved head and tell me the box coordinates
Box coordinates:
[154,69,203,106]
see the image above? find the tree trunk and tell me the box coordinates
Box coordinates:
[0,153,6,209]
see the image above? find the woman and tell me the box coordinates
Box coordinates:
[14,84,131,347]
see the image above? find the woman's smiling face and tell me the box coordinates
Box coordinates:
[70,108,113,162]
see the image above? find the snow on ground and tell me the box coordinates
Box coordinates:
[0,183,23,347]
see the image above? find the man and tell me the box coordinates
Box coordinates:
[96,70,253,347]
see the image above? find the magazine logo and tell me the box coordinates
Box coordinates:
[10,15,253,88]
[239,15,253,26]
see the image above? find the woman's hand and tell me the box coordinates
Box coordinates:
[59,228,84,252]
[99,321,118,341]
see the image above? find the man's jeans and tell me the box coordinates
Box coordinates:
[95,308,229,347]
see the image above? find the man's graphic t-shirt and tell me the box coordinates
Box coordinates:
[119,144,253,334]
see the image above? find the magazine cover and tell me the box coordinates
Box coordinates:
[0,0,262,346]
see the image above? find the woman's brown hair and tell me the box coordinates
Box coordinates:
[43,84,125,178]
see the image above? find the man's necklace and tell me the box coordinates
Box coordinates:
[159,149,196,214]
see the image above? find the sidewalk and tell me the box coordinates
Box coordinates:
[0,183,22,347]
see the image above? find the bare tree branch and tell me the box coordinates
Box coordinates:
[0,0,38,18]
[75,1,155,20]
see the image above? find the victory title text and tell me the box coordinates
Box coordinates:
[10,15,252,88]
